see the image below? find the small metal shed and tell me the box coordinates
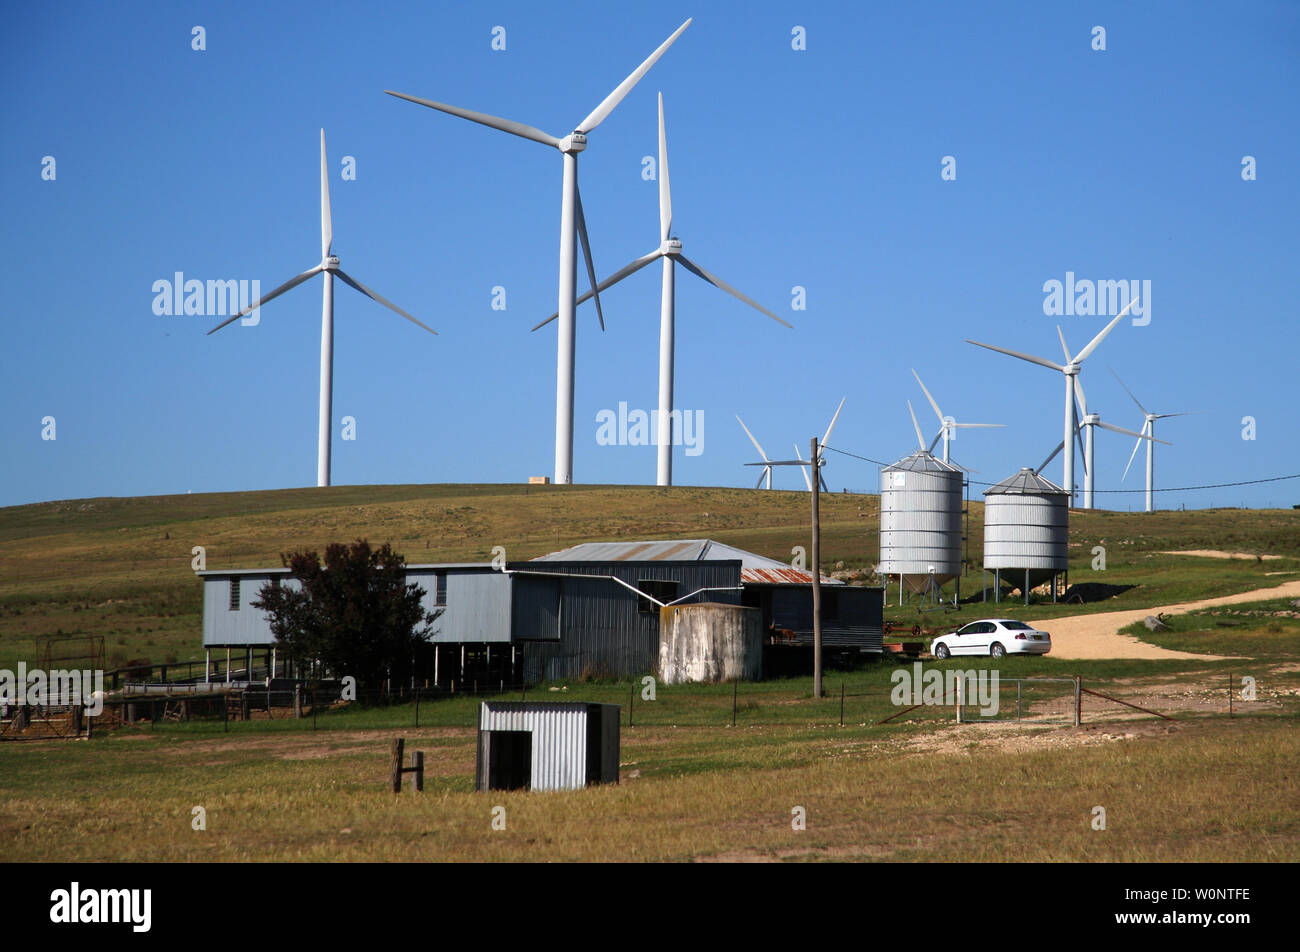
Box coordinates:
[475,701,620,792]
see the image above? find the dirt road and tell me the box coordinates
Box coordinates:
[1029,579,1300,661]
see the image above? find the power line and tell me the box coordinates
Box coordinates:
[821,445,1300,494]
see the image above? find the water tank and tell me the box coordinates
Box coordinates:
[983,467,1069,589]
[879,450,963,593]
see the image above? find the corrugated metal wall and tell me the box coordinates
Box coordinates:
[983,494,1069,570]
[478,702,617,792]
[202,574,298,646]
[513,562,742,682]
[411,569,514,643]
[768,585,884,651]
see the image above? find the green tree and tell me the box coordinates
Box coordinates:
[253,539,439,692]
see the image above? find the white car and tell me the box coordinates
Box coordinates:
[931,619,1051,659]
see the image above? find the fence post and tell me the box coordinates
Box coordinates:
[840,683,845,727]
[1073,676,1082,727]
[294,684,302,719]
[732,680,738,727]
[413,751,424,792]
[629,685,634,728]
[390,738,405,793]
[956,676,964,724]
[1017,680,1022,721]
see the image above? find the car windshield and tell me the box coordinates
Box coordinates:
[1000,621,1033,630]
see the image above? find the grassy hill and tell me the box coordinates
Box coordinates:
[1,482,1298,672]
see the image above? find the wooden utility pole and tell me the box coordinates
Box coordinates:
[811,437,823,699]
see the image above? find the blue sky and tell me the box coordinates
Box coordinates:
[2,1,1297,509]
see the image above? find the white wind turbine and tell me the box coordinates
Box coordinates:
[966,298,1138,506]
[1071,374,1166,509]
[534,91,790,486]
[741,399,845,491]
[736,416,775,489]
[208,129,435,488]
[1112,369,1189,512]
[911,369,1004,463]
[386,19,692,486]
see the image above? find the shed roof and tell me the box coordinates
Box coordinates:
[532,539,839,585]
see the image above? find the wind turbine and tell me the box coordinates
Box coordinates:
[736,416,774,489]
[208,129,435,488]
[1072,375,1166,509]
[534,92,790,486]
[966,297,1138,505]
[911,369,1004,463]
[386,19,692,486]
[1113,370,1189,512]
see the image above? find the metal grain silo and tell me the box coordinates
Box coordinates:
[879,450,964,605]
[982,467,1070,605]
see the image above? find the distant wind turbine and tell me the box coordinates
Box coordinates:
[1072,375,1166,509]
[911,369,1004,463]
[966,298,1138,506]
[534,92,789,487]
[736,416,774,489]
[207,129,435,488]
[1113,369,1189,512]
[386,19,692,486]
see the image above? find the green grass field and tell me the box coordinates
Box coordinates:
[1,483,1297,861]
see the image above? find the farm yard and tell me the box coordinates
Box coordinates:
[1,484,1298,862]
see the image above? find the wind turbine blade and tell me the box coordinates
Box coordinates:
[1097,420,1170,444]
[1037,439,1066,475]
[383,91,561,148]
[907,400,926,451]
[335,270,437,335]
[573,182,605,331]
[1057,326,1072,363]
[658,92,672,242]
[1121,428,1145,481]
[911,369,944,423]
[1075,297,1137,363]
[820,472,829,493]
[320,129,332,258]
[821,397,846,448]
[966,340,1064,373]
[206,266,322,334]
[735,415,770,462]
[676,255,792,327]
[1110,367,1149,416]
[755,469,766,490]
[576,19,692,134]
[531,250,660,331]
[794,444,813,492]
[1075,424,1088,475]
[1073,376,1088,417]
[928,431,943,453]
[1153,411,1193,419]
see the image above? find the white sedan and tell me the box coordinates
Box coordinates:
[931,619,1051,659]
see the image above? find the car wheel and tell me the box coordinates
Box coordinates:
[990,643,1005,659]
[934,643,950,660]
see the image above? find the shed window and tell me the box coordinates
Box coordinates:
[435,573,447,606]
[228,578,241,611]
[637,579,679,613]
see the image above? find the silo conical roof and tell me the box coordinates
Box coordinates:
[983,467,1069,496]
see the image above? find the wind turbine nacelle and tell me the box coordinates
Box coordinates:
[323,256,340,271]
[661,238,682,255]
[559,132,588,153]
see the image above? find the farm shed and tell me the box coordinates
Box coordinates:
[196,539,884,686]
[475,701,620,792]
